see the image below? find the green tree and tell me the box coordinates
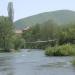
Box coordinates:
[7,1,14,23]
[0,16,13,52]
[22,20,58,49]
[13,36,25,50]
[57,23,75,44]
[22,24,41,42]
[40,20,58,40]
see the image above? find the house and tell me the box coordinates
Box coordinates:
[15,26,30,36]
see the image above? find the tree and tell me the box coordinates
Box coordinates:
[22,20,58,49]
[40,20,58,40]
[0,16,13,52]
[7,1,14,23]
[13,36,25,50]
[57,23,75,44]
[22,24,41,42]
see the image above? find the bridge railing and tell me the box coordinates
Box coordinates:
[25,39,58,44]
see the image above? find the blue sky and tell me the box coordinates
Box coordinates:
[0,0,75,21]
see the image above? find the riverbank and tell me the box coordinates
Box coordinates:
[0,49,20,53]
[45,44,75,56]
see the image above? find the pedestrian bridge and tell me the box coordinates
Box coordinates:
[25,39,58,44]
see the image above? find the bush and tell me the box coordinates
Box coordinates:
[13,37,25,50]
[45,44,75,56]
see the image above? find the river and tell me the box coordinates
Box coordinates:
[0,49,75,75]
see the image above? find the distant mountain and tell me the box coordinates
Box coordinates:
[14,10,75,30]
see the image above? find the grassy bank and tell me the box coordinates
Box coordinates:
[45,44,75,56]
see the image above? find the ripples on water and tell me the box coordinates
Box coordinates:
[0,49,75,75]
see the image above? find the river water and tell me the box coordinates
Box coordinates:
[0,49,75,75]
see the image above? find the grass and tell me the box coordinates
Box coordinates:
[45,44,75,56]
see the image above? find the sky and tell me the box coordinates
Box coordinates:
[0,0,75,21]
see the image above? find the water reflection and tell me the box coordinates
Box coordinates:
[0,53,14,75]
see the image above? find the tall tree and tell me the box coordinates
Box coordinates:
[0,16,13,51]
[7,1,14,23]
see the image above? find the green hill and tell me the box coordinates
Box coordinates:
[14,10,75,30]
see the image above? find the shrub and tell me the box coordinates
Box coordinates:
[45,44,75,56]
[13,37,25,50]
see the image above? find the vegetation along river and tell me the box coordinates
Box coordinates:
[0,49,75,75]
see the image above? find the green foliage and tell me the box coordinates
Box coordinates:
[22,24,41,49]
[57,23,75,45]
[22,20,58,49]
[23,24,40,42]
[45,44,75,56]
[0,16,14,52]
[40,20,58,40]
[13,36,25,50]
[22,16,75,51]
[8,2,14,22]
